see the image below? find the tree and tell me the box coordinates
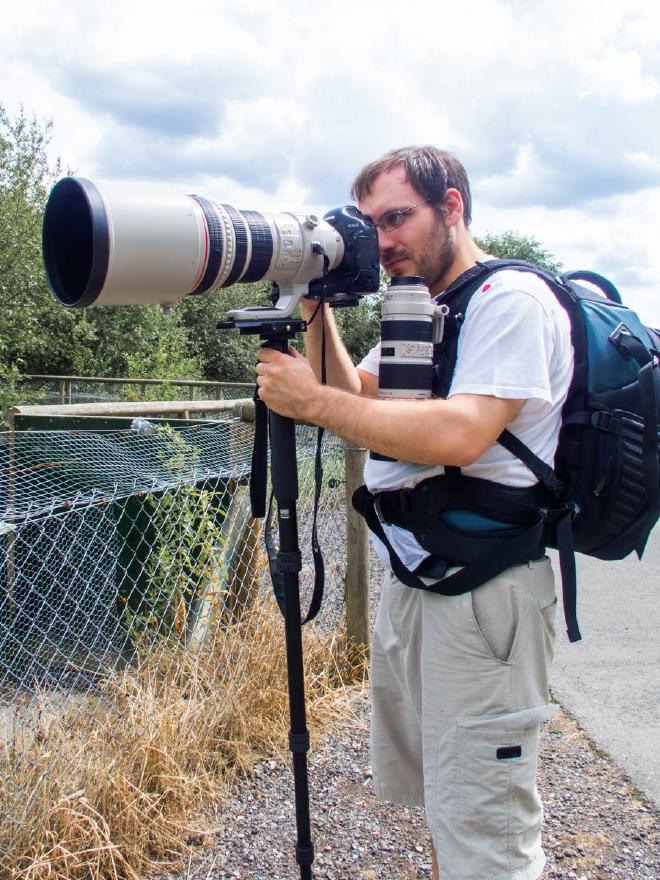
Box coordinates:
[333,295,382,363]
[0,104,65,372]
[178,282,273,382]
[474,230,562,273]
[0,105,199,380]
[62,305,200,379]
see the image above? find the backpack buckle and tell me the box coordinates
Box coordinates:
[610,323,652,366]
[591,410,619,433]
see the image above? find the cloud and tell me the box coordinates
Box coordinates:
[7,0,660,210]
[476,136,660,210]
[58,66,225,138]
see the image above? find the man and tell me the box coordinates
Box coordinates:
[256,146,573,880]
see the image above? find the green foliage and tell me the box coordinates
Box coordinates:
[0,104,64,373]
[178,282,273,381]
[333,294,382,363]
[123,426,226,641]
[0,365,30,417]
[474,230,562,273]
[70,305,200,379]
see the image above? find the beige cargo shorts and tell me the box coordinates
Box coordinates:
[370,557,558,880]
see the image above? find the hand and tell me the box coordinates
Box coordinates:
[255,346,320,421]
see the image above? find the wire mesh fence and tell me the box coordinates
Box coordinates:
[0,415,358,872]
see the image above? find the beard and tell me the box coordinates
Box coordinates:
[382,215,456,293]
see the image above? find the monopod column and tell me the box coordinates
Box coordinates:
[268,395,315,878]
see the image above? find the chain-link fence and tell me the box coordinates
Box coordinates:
[0,415,363,875]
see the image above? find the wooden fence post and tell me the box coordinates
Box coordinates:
[344,445,370,654]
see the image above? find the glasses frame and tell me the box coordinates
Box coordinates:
[371,199,432,233]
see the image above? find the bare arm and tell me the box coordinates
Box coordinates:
[299,299,378,396]
[256,346,524,467]
[303,387,523,466]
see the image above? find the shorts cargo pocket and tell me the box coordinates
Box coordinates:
[432,704,557,878]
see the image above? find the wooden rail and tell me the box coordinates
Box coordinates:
[9,398,251,424]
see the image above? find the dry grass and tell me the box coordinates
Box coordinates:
[0,595,367,880]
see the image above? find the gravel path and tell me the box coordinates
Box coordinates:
[180,688,659,880]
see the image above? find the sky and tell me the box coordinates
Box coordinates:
[2,0,659,323]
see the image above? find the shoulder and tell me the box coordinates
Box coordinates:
[464,268,567,325]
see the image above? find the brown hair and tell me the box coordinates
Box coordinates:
[350,145,472,226]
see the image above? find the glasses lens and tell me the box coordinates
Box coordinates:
[380,210,404,232]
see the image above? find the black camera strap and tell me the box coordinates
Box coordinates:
[250,260,330,628]
[250,388,269,517]
[250,383,325,625]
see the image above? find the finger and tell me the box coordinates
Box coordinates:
[258,345,282,361]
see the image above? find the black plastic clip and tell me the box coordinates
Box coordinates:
[277,550,303,575]
[289,731,310,754]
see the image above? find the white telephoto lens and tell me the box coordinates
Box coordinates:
[42,177,344,309]
[379,276,434,398]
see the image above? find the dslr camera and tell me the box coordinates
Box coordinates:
[42,177,380,321]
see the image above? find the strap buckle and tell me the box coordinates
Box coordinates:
[591,410,619,433]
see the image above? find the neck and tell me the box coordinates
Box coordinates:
[430,232,490,296]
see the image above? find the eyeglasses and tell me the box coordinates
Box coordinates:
[371,200,431,233]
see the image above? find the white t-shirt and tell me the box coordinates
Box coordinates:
[357,268,574,569]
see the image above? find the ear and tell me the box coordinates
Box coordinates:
[442,188,464,228]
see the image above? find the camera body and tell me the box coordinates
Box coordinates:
[305,206,381,306]
[42,177,380,320]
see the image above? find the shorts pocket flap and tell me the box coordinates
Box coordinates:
[457,703,558,732]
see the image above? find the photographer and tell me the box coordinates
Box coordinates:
[256,146,573,880]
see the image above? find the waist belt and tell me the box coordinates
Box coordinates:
[352,471,550,598]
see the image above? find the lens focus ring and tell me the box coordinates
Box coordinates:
[190,195,224,294]
[241,211,274,282]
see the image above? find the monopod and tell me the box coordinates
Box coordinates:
[219,316,318,879]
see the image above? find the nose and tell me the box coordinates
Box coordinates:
[377,227,398,255]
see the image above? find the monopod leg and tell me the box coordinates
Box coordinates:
[269,409,314,879]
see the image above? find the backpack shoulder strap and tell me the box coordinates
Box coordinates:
[439,258,538,301]
[433,259,556,398]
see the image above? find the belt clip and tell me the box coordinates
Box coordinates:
[373,494,386,524]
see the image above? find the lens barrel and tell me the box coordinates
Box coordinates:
[379,276,435,399]
[42,177,345,308]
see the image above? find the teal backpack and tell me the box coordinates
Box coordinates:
[353,260,660,641]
